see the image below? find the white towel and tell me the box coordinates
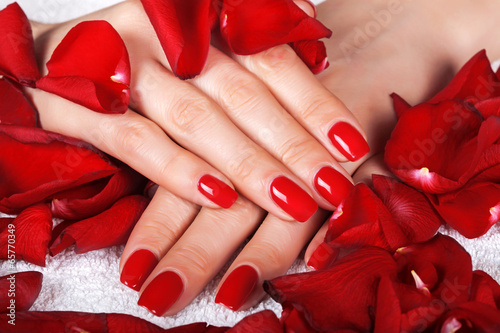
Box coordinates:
[0,0,498,329]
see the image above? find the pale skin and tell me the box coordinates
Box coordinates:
[24,0,500,315]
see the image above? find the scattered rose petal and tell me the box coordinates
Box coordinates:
[289,40,329,74]
[36,21,130,114]
[0,77,38,126]
[432,302,500,332]
[470,270,500,309]
[390,93,411,119]
[0,271,42,313]
[227,310,282,333]
[0,204,52,266]
[49,195,149,255]
[0,3,39,86]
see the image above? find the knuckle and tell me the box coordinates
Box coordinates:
[139,219,181,247]
[279,136,316,166]
[167,94,215,135]
[299,96,332,122]
[247,240,286,269]
[227,145,263,184]
[112,119,157,159]
[220,74,264,112]
[257,45,298,73]
[171,244,212,275]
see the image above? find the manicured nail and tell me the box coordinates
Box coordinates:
[120,249,158,291]
[198,174,238,209]
[328,122,370,161]
[307,242,337,271]
[215,265,259,311]
[314,167,354,206]
[137,271,183,316]
[270,176,318,222]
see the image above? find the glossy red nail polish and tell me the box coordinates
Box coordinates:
[328,122,370,161]
[215,265,259,311]
[307,242,337,271]
[314,167,354,206]
[120,249,158,291]
[270,176,318,222]
[137,271,183,316]
[198,175,238,209]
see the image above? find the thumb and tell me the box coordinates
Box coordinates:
[293,0,317,18]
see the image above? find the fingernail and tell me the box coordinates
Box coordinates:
[307,242,337,270]
[328,122,370,161]
[314,167,354,206]
[198,175,238,209]
[120,249,158,291]
[270,176,318,222]
[215,265,259,311]
[137,271,183,316]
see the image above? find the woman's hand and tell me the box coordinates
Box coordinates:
[28,0,367,224]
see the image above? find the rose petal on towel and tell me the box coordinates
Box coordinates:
[140,0,214,79]
[50,165,147,220]
[36,21,130,114]
[429,50,500,105]
[220,0,331,55]
[265,247,398,331]
[49,195,149,255]
[0,204,52,266]
[0,125,117,214]
[0,3,39,87]
[227,310,282,333]
[470,271,500,309]
[289,40,329,74]
[0,78,38,126]
[390,93,412,119]
[0,271,43,313]
[280,308,317,333]
[432,302,500,332]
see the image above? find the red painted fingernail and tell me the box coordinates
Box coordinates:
[307,242,337,271]
[328,122,370,161]
[120,249,158,291]
[270,176,318,222]
[137,271,183,316]
[314,167,354,206]
[198,175,238,209]
[215,265,259,311]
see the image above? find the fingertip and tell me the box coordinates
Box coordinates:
[293,0,317,18]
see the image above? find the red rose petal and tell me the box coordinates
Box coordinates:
[0,272,42,313]
[475,97,500,119]
[0,125,117,214]
[470,270,500,309]
[140,0,214,80]
[227,310,282,333]
[384,100,484,193]
[220,0,331,55]
[429,50,500,105]
[36,21,130,114]
[50,166,147,220]
[280,308,317,333]
[372,175,442,243]
[0,3,39,86]
[374,276,401,333]
[0,204,52,266]
[433,302,500,332]
[0,78,38,126]
[290,40,329,74]
[390,93,411,119]
[265,247,398,331]
[49,195,149,255]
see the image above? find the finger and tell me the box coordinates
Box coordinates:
[130,60,318,222]
[191,47,354,209]
[119,186,199,291]
[28,88,238,209]
[235,44,370,164]
[304,153,391,270]
[214,209,328,311]
[136,196,266,316]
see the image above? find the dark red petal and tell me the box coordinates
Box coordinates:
[384,100,484,193]
[394,234,473,307]
[390,93,411,119]
[429,50,500,105]
[140,0,213,80]
[0,204,52,266]
[36,21,130,114]
[265,247,398,331]
[433,302,500,332]
[433,181,500,238]
[49,195,149,255]
[50,166,147,220]
[0,78,38,126]
[0,3,39,86]
[0,271,42,313]
[227,310,282,333]
[374,276,401,333]
[475,97,500,119]
[0,125,117,214]
[220,0,331,55]
[372,175,442,243]
[470,270,500,309]
[289,40,329,74]
[280,308,317,333]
